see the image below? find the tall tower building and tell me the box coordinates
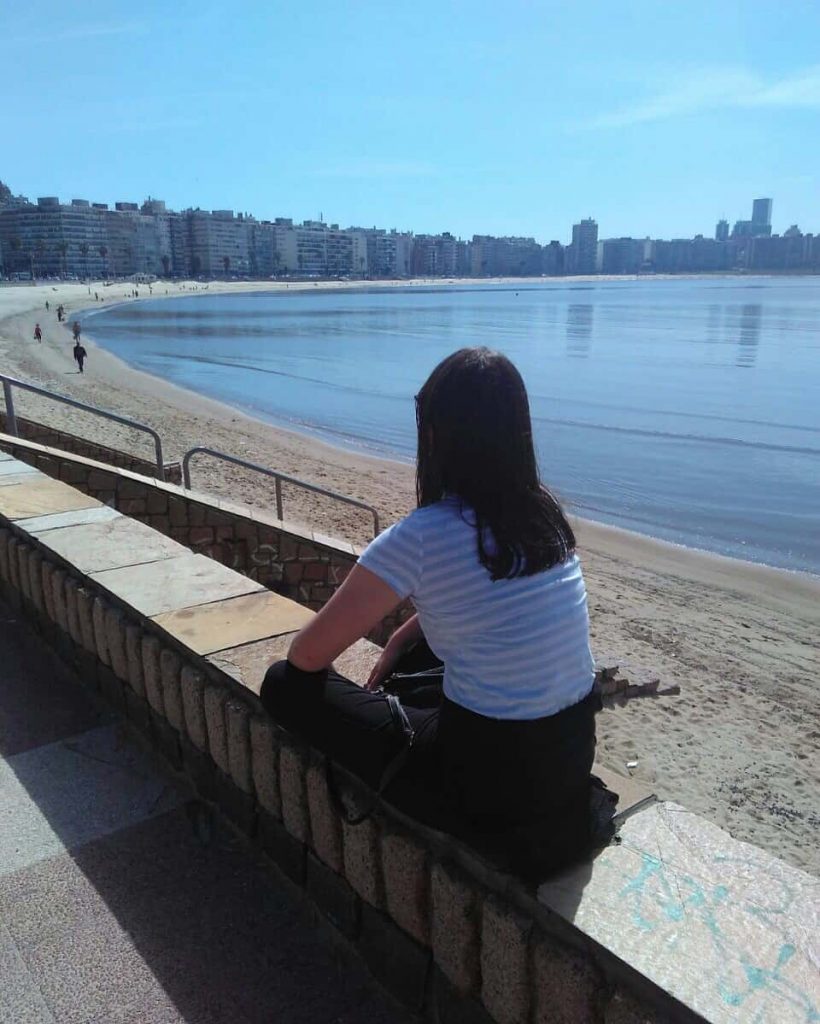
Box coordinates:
[751,198,772,236]
[569,218,598,274]
[715,219,729,242]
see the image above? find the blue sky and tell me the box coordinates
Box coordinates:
[2,0,819,241]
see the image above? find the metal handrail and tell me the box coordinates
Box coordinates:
[182,446,380,538]
[0,373,166,481]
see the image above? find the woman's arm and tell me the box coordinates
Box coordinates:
[365,613,423,690]
[287,564,402,672]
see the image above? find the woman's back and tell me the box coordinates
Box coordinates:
[359,497,595,720]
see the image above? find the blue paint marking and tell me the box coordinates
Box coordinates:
[618,852,818,1021]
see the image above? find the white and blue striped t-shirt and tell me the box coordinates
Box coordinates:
[358,497,595,720]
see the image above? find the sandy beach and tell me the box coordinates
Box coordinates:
[1,279,818,876]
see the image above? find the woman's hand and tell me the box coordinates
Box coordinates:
[365,639,405,691]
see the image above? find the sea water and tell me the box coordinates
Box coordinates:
[85,277,820,573]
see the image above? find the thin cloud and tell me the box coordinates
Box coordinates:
[586,65,820,128]
[1,20,146,46]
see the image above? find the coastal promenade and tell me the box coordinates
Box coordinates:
[0,598,408,1024]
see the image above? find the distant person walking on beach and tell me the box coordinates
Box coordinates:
[33,323,42,342]
[57,305,64,322]
[45,300,49,311]
[72,321,81,342]
[73,342,87,373]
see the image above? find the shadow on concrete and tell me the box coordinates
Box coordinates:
[0,601,407,1024]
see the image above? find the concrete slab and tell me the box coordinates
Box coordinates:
[0,449,14,460]
[207,633,299,694]
[0,925,56,1023]
[22,505,121,535]
[0,724,182,878]
[151,589,313,656]
[334,638,382,686]
[538,801,820,1024]
[91,553,265,618]
[35,517,186,575]
[0,477,101,520]
[0,460,39,480]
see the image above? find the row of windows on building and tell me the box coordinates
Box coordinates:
[1,196,818,280]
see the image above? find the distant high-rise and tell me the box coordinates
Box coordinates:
[568,218,598,274]
[751,198,772,237]
[715,219,729,242]
[752,198,772,228]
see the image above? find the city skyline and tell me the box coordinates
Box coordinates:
[2,1,819,240]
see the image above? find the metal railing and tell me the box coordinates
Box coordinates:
[182,446,380,538]
[0,373,166,481]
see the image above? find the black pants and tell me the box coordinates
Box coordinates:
[260,646,598,879]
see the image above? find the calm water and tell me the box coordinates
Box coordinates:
[85,278,820,573]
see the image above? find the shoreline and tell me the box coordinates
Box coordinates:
[1,279,818,876]
[73,280,818,581]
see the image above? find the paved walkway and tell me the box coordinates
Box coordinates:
[0,601,407,1024]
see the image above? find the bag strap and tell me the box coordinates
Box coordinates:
[326,693,415,826]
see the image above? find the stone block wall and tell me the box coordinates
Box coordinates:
[0,411,181,483]
[0,509,675,1024]
[0,434,410,636]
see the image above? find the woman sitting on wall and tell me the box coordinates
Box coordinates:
[261,347,599,879]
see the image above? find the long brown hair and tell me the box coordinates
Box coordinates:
[415,347,575,579]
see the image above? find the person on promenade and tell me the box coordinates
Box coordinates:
[33,323,42,342]
[45,300,49,311]
[72,321,81,342]
[261,347,601,879]
[73,341,87,373]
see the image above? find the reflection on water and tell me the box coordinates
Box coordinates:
[566,303,594,358]
[737,304,763,368]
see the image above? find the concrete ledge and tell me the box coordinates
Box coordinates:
[1,450,816,1024]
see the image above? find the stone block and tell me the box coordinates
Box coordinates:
[123,686,152,735]
[91,595,110,665]
[159,647,184,731]
[145,489,169,515]
[306,757,343,872]
[0,528,9,582]
[306,853,360,939]
[180,665,208,751]
[342,815,384,908]
[431,861,482,996]
[16,541,32,602]
[279,739,310,843]
[40,560,56,621]
[124,623,146,696]
[225,698,253,794]
[104,605,129,682]
[214,769,256,835]
[382,826,431,945]
[64,577,83,646]
[359,904,430,1011]
[532,932,604,1024]
[432,968,496,1024]
[149,708,181,768]
[50,566,69,633]
[97,664,125,712]
[480,897,532,1024]
[141,634,164,713]
[180,733,215,801]
[604,989,664,1024]
[27,549,44,613]
[76,586,97,654]
[250,716,281,817]
[203,684,230,774]
[258,808,306,885]
[7,537,20,592]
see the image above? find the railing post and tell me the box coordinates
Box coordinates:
[275,476,284,520]
[2,380,18,436]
